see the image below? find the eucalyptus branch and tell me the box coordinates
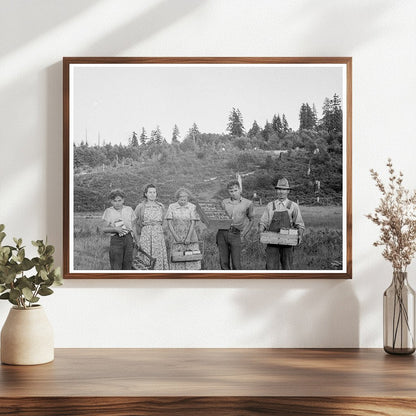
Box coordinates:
[0,224,62,309]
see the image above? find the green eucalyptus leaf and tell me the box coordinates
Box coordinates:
[2,271,17,285]
[0,292,9,299]
[40,269,48,281]
[22,287,34,301]
[17,248,25,263]
[17,276,35,291]
[29,296,39,303]
[53,267,63,285]
[0,232,6,244]
[34,275,43,285]
[45,245,55,256]
[38,287,53,296]
[32,240,43,247]
[13,237,20,247]
[21,258,34,271]
[0,285,6,294]
[0,224,5,232]
[9,288,21,301]
[0,247,11,264]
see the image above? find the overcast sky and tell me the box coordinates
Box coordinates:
[72,64,344,145]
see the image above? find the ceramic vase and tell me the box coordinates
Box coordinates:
[1,305,54,365]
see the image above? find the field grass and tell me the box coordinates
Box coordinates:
[73,205,343,271]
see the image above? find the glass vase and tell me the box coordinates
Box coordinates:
[383,271,415,355]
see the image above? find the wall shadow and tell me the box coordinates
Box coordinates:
[0,0,101,56]
[232,279,359,347]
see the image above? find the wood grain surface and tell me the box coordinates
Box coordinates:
[1,348,414,415]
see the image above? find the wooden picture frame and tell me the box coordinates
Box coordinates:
[63,57,352,279]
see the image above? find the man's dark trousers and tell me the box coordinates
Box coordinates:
[216,229,242,269]
[265,244,293,270]
[109,234,134,270]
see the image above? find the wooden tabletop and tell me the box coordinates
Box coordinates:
[1,348,416,415]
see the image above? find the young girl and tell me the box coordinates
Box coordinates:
[102,189,136,270]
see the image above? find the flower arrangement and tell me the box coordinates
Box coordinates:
[0,224,62,309]
[366,159,416,272]
[367,159,416,354]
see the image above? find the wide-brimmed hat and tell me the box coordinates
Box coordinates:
[275,178,291,190]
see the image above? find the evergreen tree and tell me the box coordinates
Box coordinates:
[312,104,318,127]
[262,120,274,141]
[129,131,139,147]
[172,124,180,144]
[248,120,261,138]
[272,114,283,135]
[281,114,289,134]
[187,122,200,145]
[321,94,342,134]
[299,104,316,130]
[227,107,245,137]
[140,128,148,146]
[150,126,163,145]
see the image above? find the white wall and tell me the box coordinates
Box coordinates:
[1,0,415,347]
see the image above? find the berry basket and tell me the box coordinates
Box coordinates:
[170,241,204,263]
[260,229,299,246]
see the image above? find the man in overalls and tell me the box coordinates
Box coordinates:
[259,178,305,270]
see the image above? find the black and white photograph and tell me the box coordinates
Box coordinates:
[63,57,352,278]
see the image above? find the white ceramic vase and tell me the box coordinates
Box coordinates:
[1,305,54,365]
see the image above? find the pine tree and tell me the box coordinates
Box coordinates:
[187,123,200,145]
[129,131,139,147]
[299,104,316,130]
[272,114,283,135]
[248,120,261,138]
[312,104,318,127]
[172,124,180,144]
[321,94,342,134]
[262,120,274,141]
[150,126,163,145]
[139,128,148,146]
[281,114,289,134]
[227,107,245,137]
[331,94,343,133]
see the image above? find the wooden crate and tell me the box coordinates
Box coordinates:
[260,230,299,246]
[196,201,232,231]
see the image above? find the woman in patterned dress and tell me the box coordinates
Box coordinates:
[134,184,169,270]
[166,187,201,270]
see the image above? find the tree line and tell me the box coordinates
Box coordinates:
[74,94,342,170]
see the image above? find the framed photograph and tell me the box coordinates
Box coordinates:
[63,57,352,279]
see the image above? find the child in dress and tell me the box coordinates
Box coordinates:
[102,189,137,270]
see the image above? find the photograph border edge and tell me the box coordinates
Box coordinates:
[62,56,352,280]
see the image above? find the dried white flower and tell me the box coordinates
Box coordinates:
[367,159,416,272]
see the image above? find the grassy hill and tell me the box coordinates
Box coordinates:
[74,147,342,212]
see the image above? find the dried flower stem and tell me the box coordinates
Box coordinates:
[366,159,416,272]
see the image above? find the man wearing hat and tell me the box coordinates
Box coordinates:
[259,178,305,270]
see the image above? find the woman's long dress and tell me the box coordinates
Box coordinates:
[166,202,201,270]
[139,203,169,270]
